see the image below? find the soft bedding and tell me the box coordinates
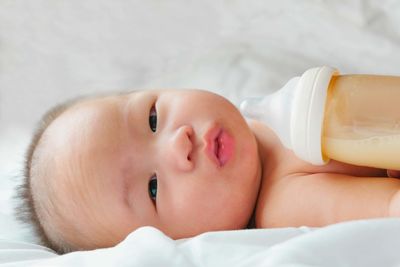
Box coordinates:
[1,219,400,267]
[2,0,400,266]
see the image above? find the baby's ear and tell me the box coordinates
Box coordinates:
[387,169,400,178]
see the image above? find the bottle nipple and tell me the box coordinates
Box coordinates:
[241,66,336,166]
[239,97,265,121]
[240,77,300,150]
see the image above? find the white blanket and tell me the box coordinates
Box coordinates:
[1,219,400,267]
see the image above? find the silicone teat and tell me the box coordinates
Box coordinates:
[240,77,300,149]
[239,97,264,121]
[240,67,336,165]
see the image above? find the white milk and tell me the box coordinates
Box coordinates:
[323,135,400,169]
[322,75,400,169]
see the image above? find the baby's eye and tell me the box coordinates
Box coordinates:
[148,175,157,201]
[149,105,157,132]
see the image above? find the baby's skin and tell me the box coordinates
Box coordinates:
[251,121,400,227]
[29,89,400,251]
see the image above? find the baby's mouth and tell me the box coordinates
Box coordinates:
[214,132,221,160]
[205,125,234,167]
[215,129,234,166]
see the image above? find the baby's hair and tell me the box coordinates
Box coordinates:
[15,90,135,254]
[15,96,85,254]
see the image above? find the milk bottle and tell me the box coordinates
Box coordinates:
[240,66,400,170]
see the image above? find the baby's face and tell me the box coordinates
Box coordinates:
[39,89,261,249]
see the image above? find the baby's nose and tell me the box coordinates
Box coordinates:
[166,125,194,172]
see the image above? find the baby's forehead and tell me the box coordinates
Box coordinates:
[47,93,130,132]
[37,90,141,157]
[32,95,123,181]
[27,90,145,249]
[50,91,134,120]
[32,97,123,204]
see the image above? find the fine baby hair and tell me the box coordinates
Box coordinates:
[16,97,84,254]
[16,91,135,254]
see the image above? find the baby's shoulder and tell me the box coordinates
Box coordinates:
[255,159,388,228]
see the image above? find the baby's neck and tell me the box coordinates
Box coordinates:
[248,120,284,176]
[248,120,293,228]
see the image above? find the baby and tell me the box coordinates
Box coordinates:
[17,89,400,254]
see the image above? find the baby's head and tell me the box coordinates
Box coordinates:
[18,89,261,253]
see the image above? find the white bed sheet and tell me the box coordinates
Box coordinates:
[1,219,400,267]
[2,0,400,266]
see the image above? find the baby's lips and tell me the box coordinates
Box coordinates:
[387,169,400,178]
